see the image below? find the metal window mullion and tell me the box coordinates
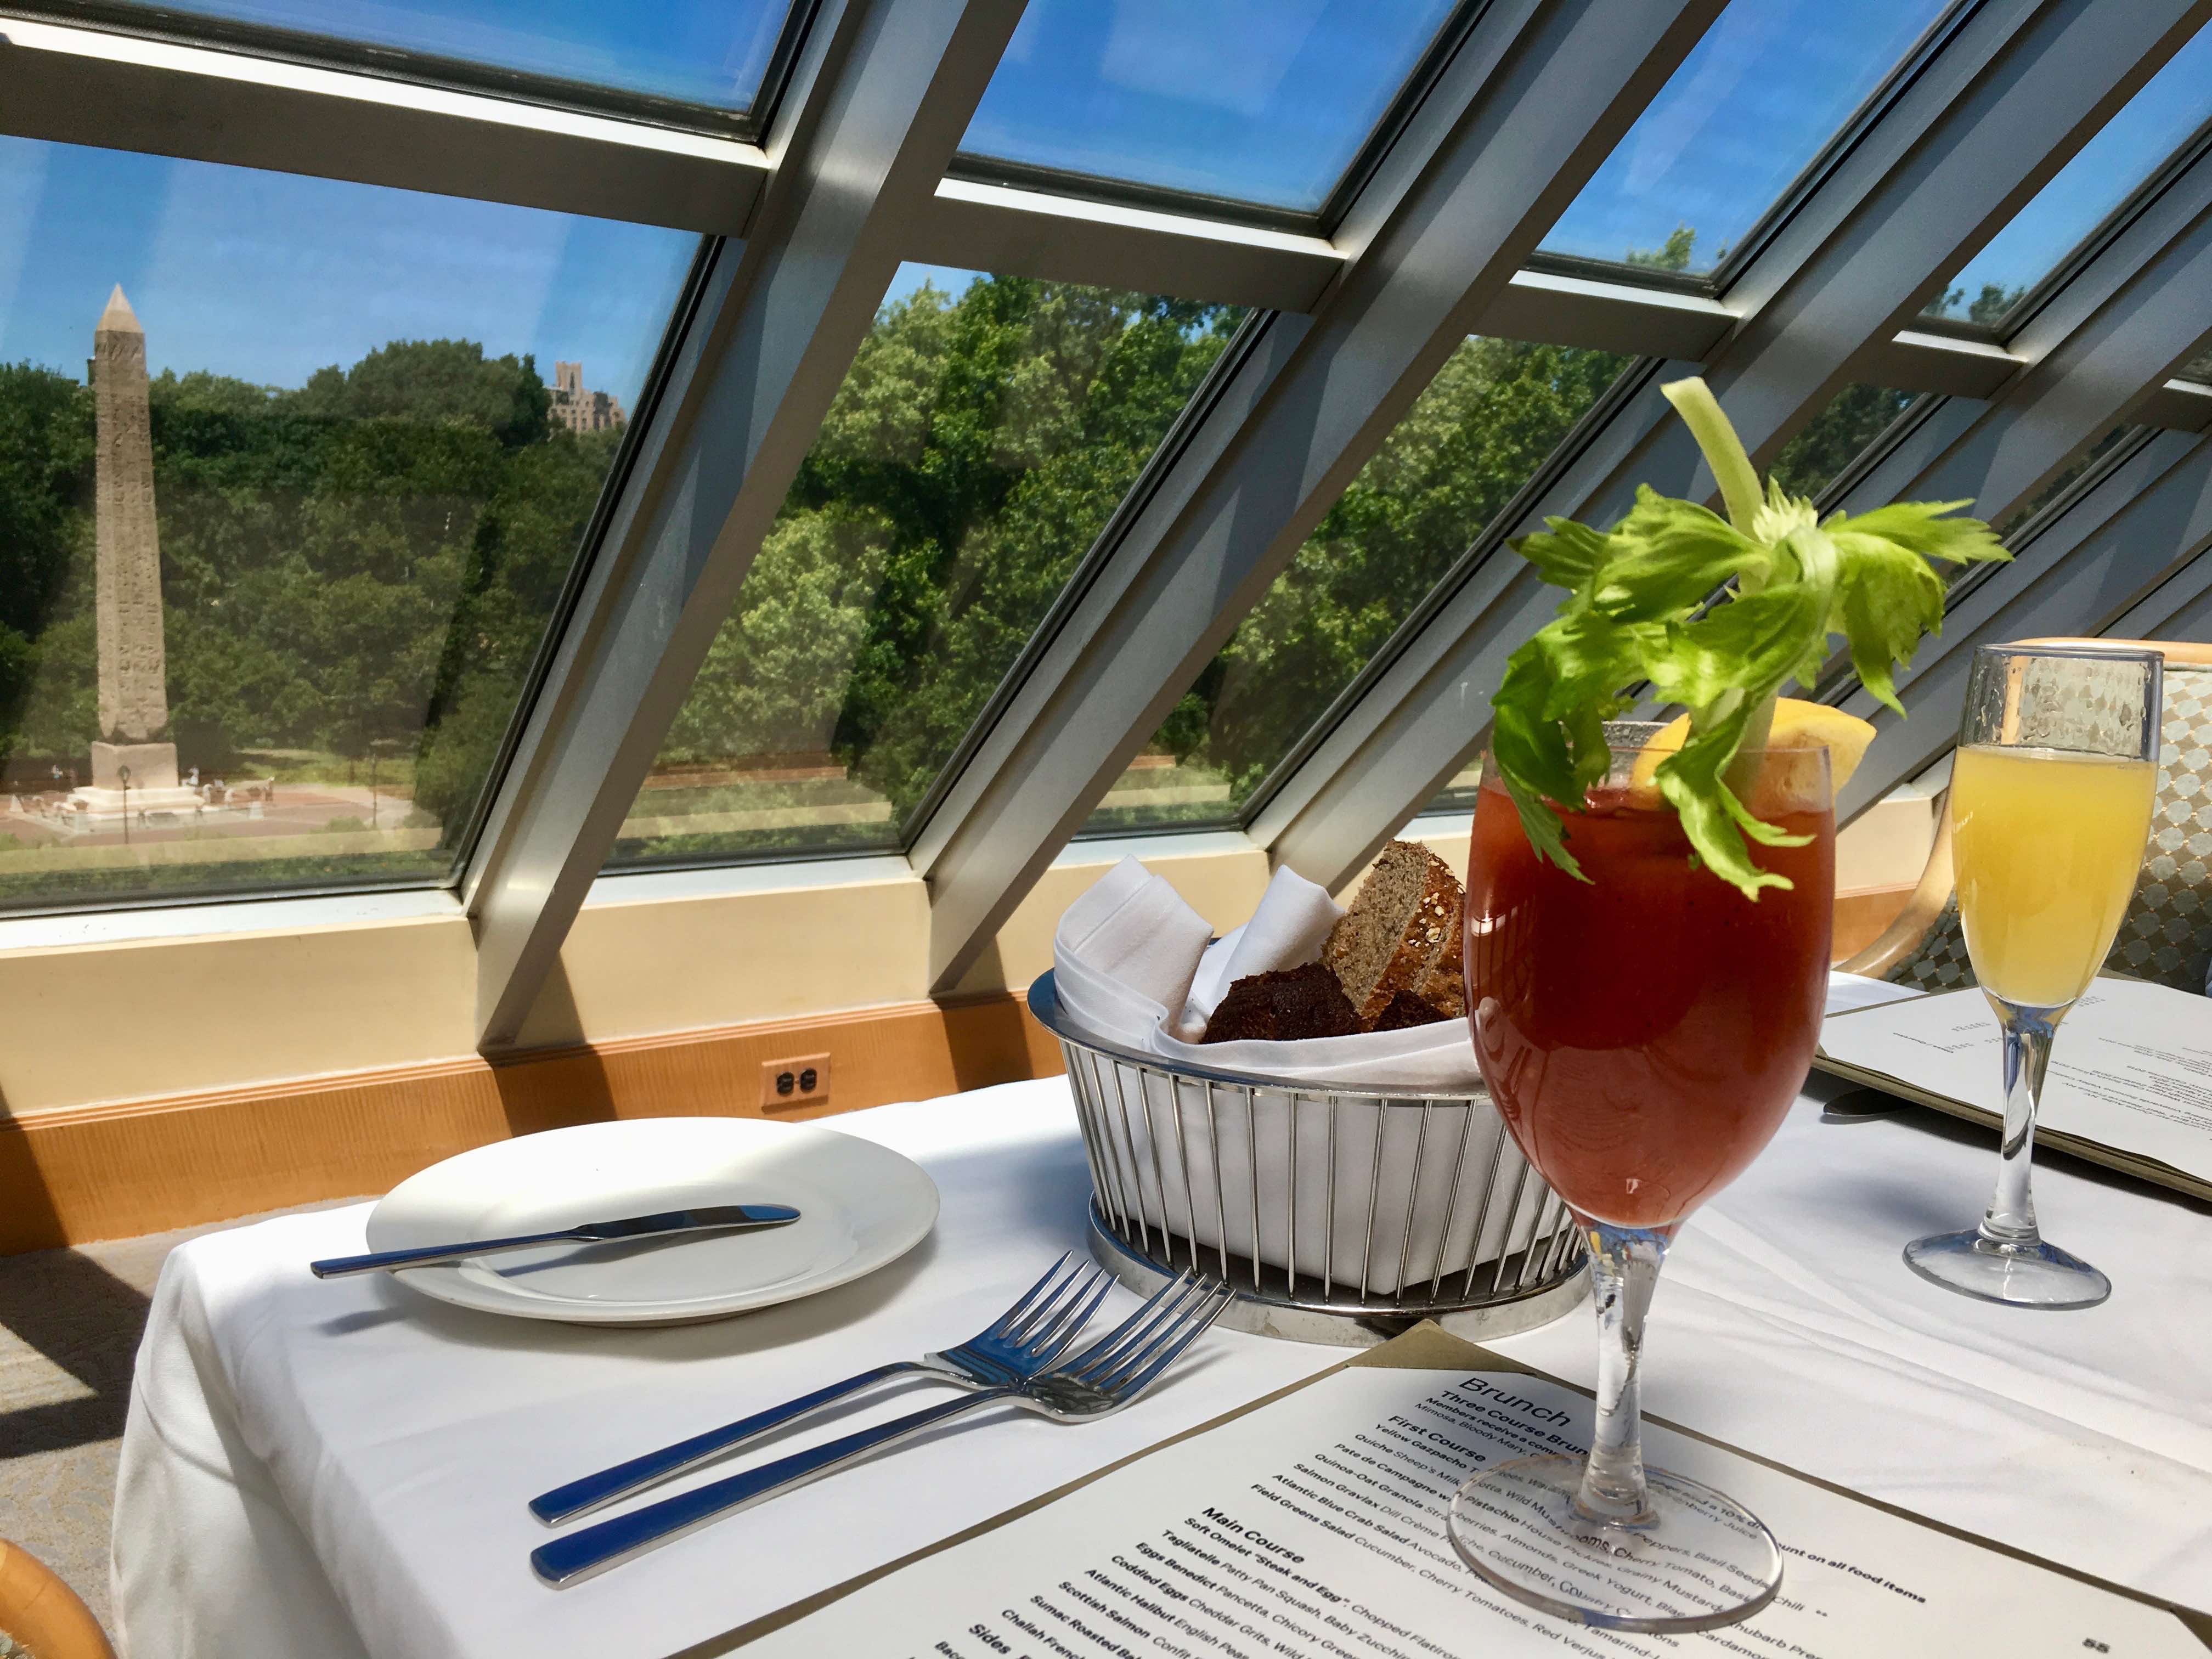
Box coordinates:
[1255,0,2210,893]
[0,15,771,234]
[1839,166,2212,537]
[462,0,1030,1051]
[905,0,1731,994]
[1833,431,2212,814]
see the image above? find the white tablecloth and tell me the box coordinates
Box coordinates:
[113,1072,2212,1658]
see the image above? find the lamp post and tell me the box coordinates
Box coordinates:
[118,763,131,847]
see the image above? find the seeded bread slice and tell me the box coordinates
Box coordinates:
[1323,840,1463,1025]
[1411,913,1466,1019]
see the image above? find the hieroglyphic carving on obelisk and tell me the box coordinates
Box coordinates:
[87,285,181,796]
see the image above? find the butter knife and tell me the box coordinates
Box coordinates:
[309,1203,801,1278]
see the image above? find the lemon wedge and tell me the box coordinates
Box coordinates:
[1631,698,1876,794]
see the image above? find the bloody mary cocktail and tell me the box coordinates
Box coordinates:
[1464,756,1834,1230]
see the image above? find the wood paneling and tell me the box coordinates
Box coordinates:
[0,993,1063,1254]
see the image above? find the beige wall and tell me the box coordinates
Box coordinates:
[0,795,1938,1116]
[0,911,476,1115]
[0,837,1279,1114]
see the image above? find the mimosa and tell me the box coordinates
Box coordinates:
[1951,744,2156,1008]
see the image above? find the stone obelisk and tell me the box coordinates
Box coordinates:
[87,284,182,802]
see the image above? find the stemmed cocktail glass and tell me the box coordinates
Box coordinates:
[1445,725,1835,1632]
[1903,644,2162,1310]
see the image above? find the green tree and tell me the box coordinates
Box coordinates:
[0,364,92,754]
[1768,383,1918,501]
[1149,337,1627,797]
[1937,281,2025,325]
[654,274,1248,828]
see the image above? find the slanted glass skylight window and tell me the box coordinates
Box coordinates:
[1403,380,1921,822]
[1924,26,2212,330]
[958,0,1460,216]
[1539,0,1949,279]
[0,136,697,912]
[1081,337,1630,838]
[1769,383,1922,501]
[99,0,800,116]
[608,265,1250,868]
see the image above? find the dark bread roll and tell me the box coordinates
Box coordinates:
[1200,962,1361,1043]
[1368,989,1449,1032]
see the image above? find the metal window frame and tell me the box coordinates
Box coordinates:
[5,0,2211,1058]
[0,0,821,138]
[461,0,1032,1048]
[1249,0,2212,895]
[1832,428,2212,814]
[901,0,1734,993]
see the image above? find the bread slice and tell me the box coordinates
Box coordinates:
[1323,840,1464,1025]
[1369,988,1448,1031]
[1411,917,1466,1019]
[1200,963,1361,1043]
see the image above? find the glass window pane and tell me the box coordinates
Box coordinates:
[1540,0,1947,278]
[0,137,696,911]
[103,0,796,112]
[611,266,1250,867]
[1926,27,2212,328]
[1083,337,1630,838]
[1768,383,1921,500]
[960,0,1459,214]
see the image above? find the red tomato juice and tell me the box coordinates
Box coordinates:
[1464,776,1834,1229]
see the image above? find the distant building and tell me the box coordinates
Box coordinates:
[549,360,625,435]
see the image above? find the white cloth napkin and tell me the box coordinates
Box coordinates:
[1177,863,1343,1036]
[1050,857,1215,1048]
[1051,857,1483,1089]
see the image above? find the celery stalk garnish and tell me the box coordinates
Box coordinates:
[1489,376,2008,899]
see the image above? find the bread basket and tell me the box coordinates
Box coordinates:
[1026,969,1587,1346]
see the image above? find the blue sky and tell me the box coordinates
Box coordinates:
[0,137,699,400]
[1541,0,1950,271]
[1,5,2204,395]
[962,0,1458,211]
[120,0,789,110]
[1935,25,2212,315]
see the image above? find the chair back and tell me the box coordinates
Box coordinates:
[0,1539,116,1659]
[1842,641,2212,995]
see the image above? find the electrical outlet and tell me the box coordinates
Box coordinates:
[760,1053,831,1111]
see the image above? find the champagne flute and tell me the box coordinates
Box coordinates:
[1903,644,2162,1310]
[1446,724,1835,1632]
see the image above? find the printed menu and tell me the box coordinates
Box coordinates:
[709,1328,2206,1658]
[1817,975,2212,1201]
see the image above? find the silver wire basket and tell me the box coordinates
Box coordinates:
[1026,970,1588,1347]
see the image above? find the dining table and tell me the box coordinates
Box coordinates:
[110,1005,2212,1658]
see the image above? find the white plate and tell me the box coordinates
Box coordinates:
[363,1118,938,1325]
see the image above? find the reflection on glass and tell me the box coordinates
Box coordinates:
[1540,0,1946,276]
[0,137,696,911]
[1768,383,1919,500]
[104,0,795,111]
[1926,27,2212,328]
[960,0,1459,212]
[1084,338,1629,837]
[1993,426,2137,541]
[612,266,1249,866]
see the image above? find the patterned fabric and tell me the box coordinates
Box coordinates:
[2112,664,2212,992]
[1887,895,1976,992]
[1879,662,2212,996]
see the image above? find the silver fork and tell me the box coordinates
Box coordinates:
[529,1253,1115,1524]
[532,1270,1233,1587]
